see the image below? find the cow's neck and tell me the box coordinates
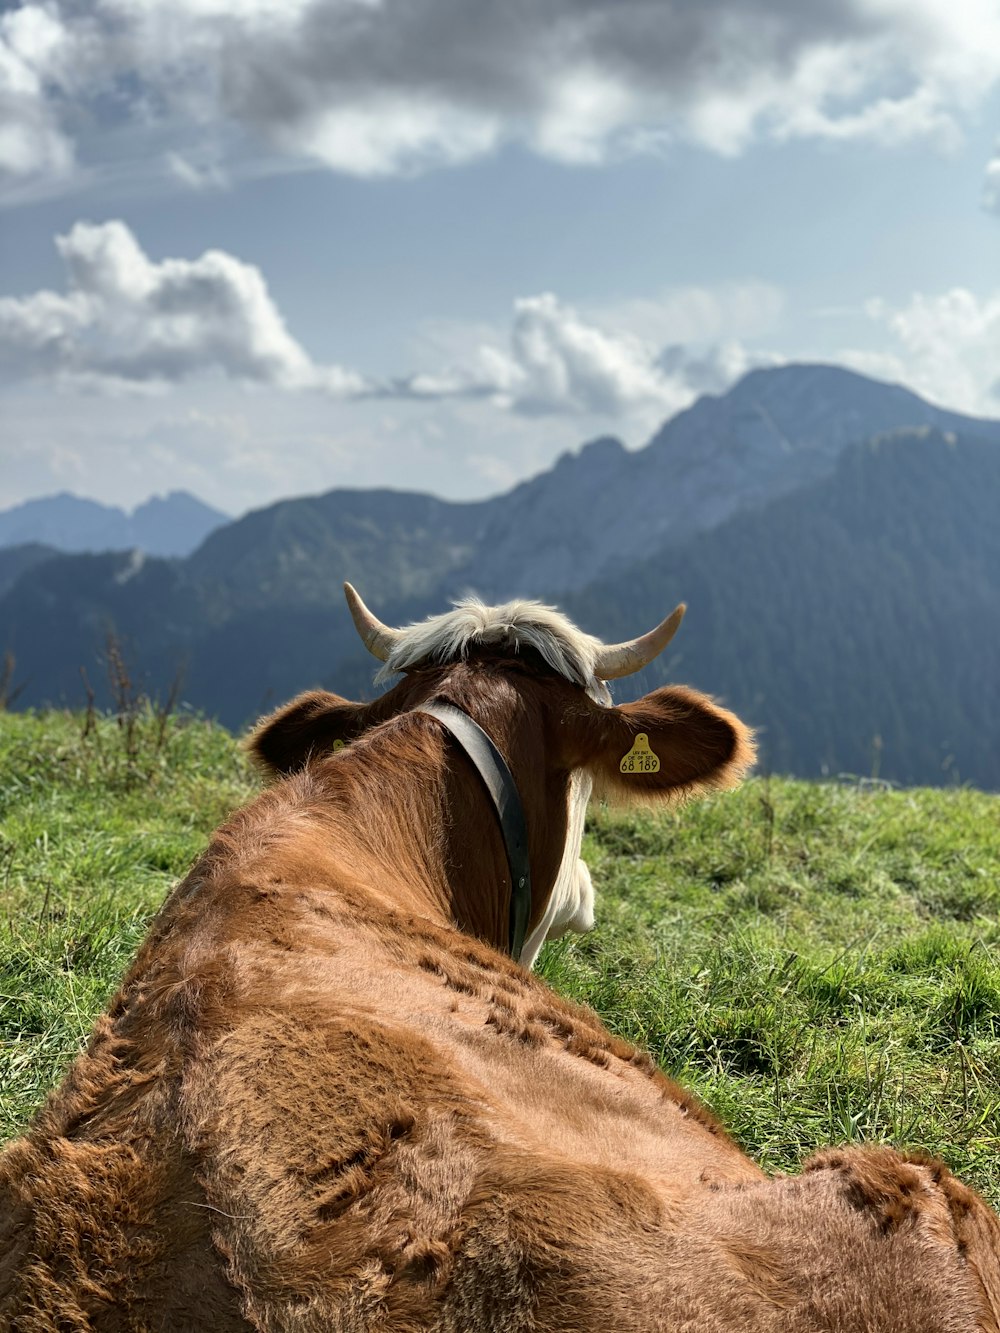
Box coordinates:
[313,704,565,960]
[303,746,504,954]
[423,696,571,960]
[414,701,531,958]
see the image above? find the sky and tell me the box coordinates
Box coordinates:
[1,0,999,517]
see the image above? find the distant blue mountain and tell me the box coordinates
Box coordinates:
[0,490,229,558]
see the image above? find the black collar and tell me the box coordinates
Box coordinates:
[415,701,532,961]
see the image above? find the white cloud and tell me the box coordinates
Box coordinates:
[287,98,501,178]
[499,294,680,416]
[0,231,774,418]
[3,0,1000,189]
[208,0,1000,171]
[165,151,228,191]
[396,292,774,419]
[984,145,1000,213]
[0,4,74,177]
[0,220,368,394]
[858,286,1000,414]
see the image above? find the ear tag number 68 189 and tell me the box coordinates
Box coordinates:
[620,733,660,774]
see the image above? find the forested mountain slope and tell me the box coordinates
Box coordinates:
[570,427,1000,787]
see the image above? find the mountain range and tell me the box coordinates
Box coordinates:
[0,491,228,559]
[2,363,998,789]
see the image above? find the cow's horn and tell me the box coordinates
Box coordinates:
[593,604,686,680]
[343,583,403,662]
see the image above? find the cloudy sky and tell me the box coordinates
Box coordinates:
[1,0,999,516]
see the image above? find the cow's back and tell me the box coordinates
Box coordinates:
[3,825,997,1332]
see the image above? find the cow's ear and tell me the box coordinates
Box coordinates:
[246,690,371,779]
[570,685,755,804]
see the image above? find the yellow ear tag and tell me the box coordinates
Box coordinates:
[331,739,346,752]
[620,733,660,775]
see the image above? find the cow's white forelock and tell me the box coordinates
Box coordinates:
[374,596,611,703]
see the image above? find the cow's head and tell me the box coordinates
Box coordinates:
[249,584,754,967]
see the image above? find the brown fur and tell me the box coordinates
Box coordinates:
[2,650,997,1331]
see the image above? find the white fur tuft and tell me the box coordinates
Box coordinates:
[374,596,610,700]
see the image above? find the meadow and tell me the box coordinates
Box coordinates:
[1,708,997,1206]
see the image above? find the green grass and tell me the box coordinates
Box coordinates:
[0,708,256,1132]
[1,711,998,1205]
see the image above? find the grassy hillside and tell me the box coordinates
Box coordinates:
[1,711,997,1205]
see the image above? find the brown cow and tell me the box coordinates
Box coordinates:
[1,587,998,1332]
